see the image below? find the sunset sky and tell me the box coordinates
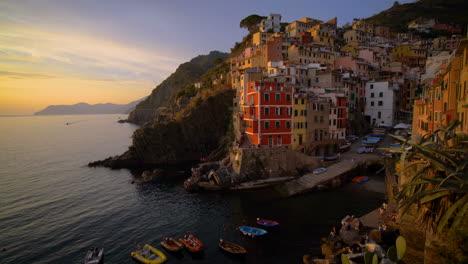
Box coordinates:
[0,0,412,115]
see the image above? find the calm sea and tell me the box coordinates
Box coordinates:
[0,115,385,264]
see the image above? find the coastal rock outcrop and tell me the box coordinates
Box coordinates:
[184,147,321,191]
[127,51,228,125]
[90,89,235,169]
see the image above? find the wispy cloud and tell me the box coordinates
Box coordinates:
[0,22,182,81]
[0,71,55,79]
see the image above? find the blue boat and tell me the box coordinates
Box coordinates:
[238,226,268,237]
[363,136,380,141]
[357,147,374,154]
[313,167,327,174]
[371,133,385,137]
[361,140,378,145]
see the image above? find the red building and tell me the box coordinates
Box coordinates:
[244,81,293,146]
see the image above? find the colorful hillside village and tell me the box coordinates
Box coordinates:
[229,14,467,155]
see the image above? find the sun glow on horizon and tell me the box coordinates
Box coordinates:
[0,17,182,115]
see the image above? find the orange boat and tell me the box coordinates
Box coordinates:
[160,237,184,252]
[178,234,204,253]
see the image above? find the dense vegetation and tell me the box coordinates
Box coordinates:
[395,121,467,263]
[239,14,266,32]
[365,0,468,32]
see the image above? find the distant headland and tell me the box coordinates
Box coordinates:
[34,97,146,115]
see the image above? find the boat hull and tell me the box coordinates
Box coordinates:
[160,238,184,252]
[219,241,247,255]
[352,176,369,183]
[313,168,327,174]
[84,248,103,264]
[131,244,167,264]
[239,226,267,237]
[178,234,204,253]
[256,218,280,227]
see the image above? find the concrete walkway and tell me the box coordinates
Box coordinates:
[275,152,382,196]
[360,202,398,229]
[229,176,296,190]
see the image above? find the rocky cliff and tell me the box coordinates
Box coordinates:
[89,51,234,169]
[127,51,228,125]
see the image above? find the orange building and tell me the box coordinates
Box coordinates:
[244,81,293,146]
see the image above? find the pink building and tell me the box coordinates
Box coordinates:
[358,49,380,68]
[334,57,368,76]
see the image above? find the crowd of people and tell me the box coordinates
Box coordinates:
[324,201,400,258]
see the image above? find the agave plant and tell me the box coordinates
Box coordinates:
[394,120,468,233]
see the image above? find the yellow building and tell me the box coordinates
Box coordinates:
[352,19,374,35]
[292,93,308,150]
[344,29,371,43]
[299,17,323,24]
[252,32,272,46]
[341,44,360,57]
[455,36,468,133]
[308,24,335,46]
[285,18,320,37]
[288,44,335,66]
[391,44,426,61]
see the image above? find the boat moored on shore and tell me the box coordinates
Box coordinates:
[352,176,369,183]
[313,167,327,174]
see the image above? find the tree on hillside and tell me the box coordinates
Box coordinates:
[239,14,266,32]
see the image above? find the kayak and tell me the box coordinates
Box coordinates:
[352,176,369,183]
[84,247,103,264]
[256,218,280,227]
[131,244,167,264]
[160,237,184,252]
[239,226,268,237]
[178,234,204,253]
[218,240,247,255]
[313,167,327,174]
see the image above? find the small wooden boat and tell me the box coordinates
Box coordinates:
[238,226,268,237]
[313,167,327,174]
[256,218,280,227]
[178,234,204,253]
[352,176,369,183]
[131,244,167,264]
[160,237,184,252]
[84,247,103,264]
[218,240,247,255]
